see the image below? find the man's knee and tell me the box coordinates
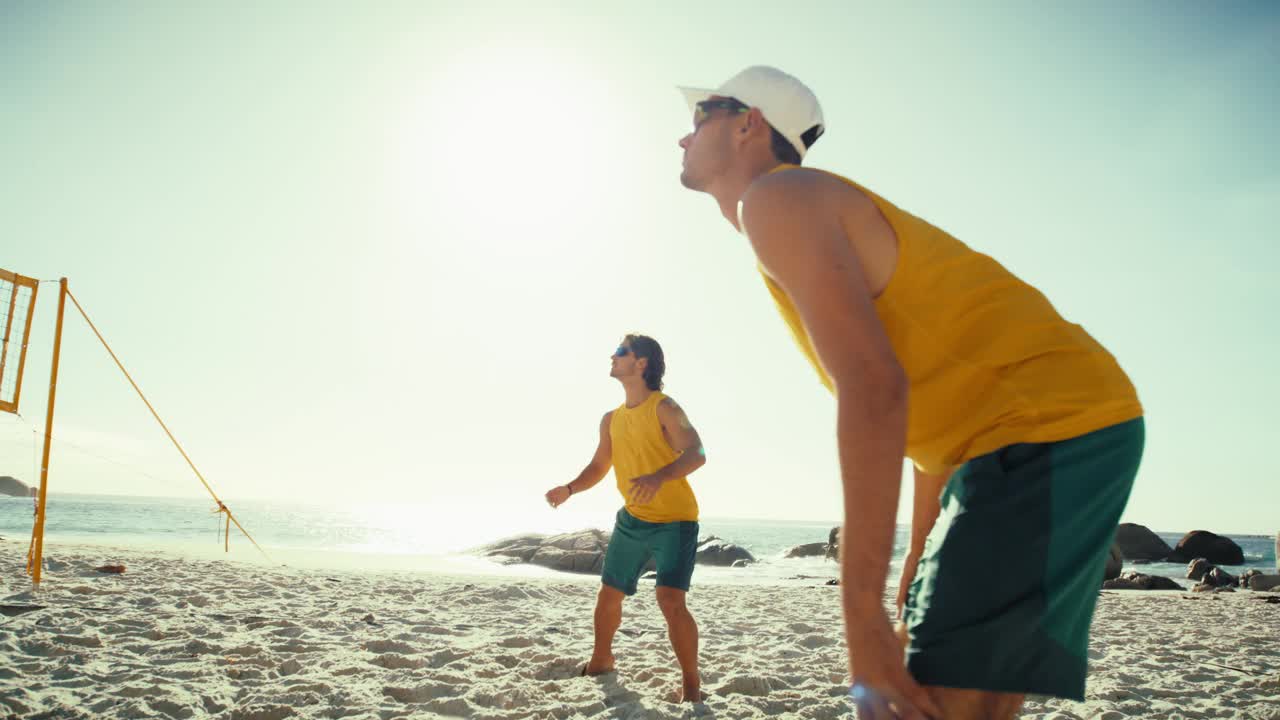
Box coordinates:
[597,584,625,608]
[655,587,687,617]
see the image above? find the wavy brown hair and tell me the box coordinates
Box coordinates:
[624,333,665,391]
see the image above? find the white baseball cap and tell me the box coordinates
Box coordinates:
[678,66,825,160]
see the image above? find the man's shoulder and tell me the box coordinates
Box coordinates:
[743,165,873,220]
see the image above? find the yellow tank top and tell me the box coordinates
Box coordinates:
[760,167,1143,474]
[610,392,699,523]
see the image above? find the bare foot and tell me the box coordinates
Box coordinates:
[678,685,706,703]
[582,655,615,676]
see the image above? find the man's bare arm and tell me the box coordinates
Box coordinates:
[742,170,907,612]
[653,397,707,480]
[741,169,938,719]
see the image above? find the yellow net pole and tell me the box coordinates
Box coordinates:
[63,287,271,562]
[27,278,67,588]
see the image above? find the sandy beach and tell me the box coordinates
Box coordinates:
[2,538,1278,719]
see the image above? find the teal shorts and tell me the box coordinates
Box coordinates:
[601,508,699,596]
[903,417,1144,700]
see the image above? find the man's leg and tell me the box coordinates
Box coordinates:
[593,509,648,675]
[921,687,1024,720]
[655,586,699,701]
[587,584,624,674]
[651,518,701,702]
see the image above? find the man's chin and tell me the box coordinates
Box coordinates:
[679,169,703,191]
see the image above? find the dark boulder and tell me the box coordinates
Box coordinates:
[1102,571,1182,591]
[783,542,829,559]
[1169,531,1244,566]
[1114,523,1173,561]
[696,538,755,566]
[0,476,33,498]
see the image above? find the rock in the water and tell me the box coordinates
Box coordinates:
[1204,566,1237,588]
[1193,582,1236,593]
[478,534,550,564]
[1103,542,1124,582]
[696,539,755,566]
[478,529,614,575]
[1248,573,1280,592]
[1114,523,1173,561]
[783,542,828,559]
[826,526,841,560]
[0,476,33,498]
[1187,558,1213,581]
[1101,571,1182,591]
[1169,530,1244,565]
[529,546,606,574]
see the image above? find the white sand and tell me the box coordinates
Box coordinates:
[2,539,1278,719]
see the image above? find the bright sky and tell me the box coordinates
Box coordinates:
[2,2,1277,535]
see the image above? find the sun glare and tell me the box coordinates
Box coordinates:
[387,43,616,247]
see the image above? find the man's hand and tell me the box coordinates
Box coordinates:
[846,613,941,720]
[628,474,664,504]
[545,485,571,509]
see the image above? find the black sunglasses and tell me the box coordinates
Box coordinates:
[694,98,748,128]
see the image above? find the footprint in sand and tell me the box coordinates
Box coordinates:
[798,634,836,649]
[368,653,423,670]
[533,657,583,680]
[363,639,415,654]
[383,682,462,703]
[717,674,773,697]
[427,648,467,668]
[226,703,296,720]
[149,698,194,719]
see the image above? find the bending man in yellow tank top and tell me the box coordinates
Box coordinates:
[675,67,1144,719]
[544,334,707,703]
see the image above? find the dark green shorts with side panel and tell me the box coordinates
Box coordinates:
[903,417,1145,700]
[601,508,699,596]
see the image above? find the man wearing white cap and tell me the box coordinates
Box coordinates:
[676,66,1145,719]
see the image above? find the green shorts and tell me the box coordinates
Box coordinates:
[601,508,699,596]
[903,417,1144,700]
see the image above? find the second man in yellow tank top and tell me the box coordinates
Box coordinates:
[544,334,707,703]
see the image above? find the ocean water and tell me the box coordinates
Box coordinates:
[1,494,1274,589]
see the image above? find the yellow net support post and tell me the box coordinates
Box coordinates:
[26,278,67,588]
